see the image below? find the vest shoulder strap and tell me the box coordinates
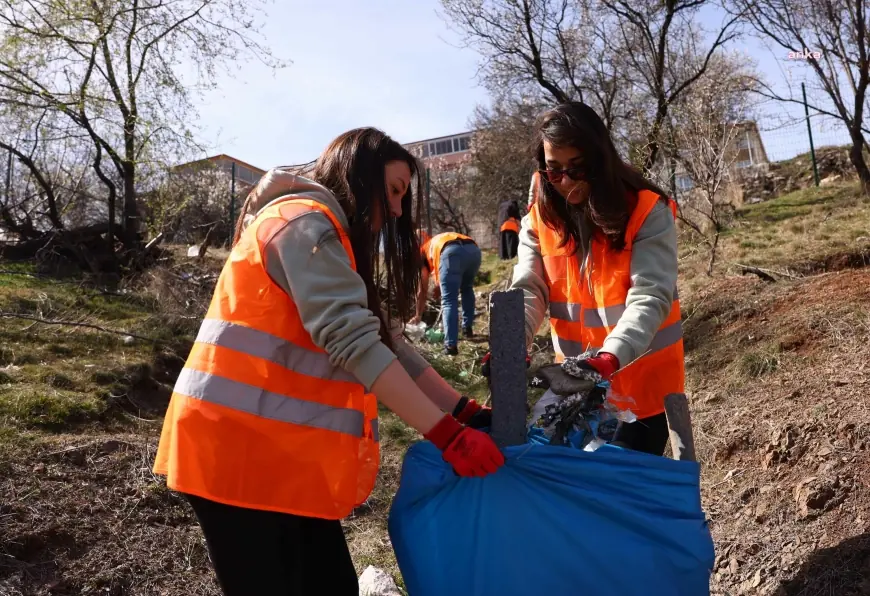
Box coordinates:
[624,190,673,250]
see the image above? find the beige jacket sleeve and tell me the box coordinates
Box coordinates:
[263,213,397,390]
[601,201,678,365]
[510,211,550,349]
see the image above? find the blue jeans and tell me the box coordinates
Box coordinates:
[438,242,482,348]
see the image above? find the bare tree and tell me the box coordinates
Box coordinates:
[672,52,757,275]
[466,94,542,210]
[143,165,235,244]
[728,0,870,192]
[0,0,285,255]
[0,106,102,238]
[439,0,627,128]
[600,0,742,173]
[428,158,473,236]
[440,0,741,175]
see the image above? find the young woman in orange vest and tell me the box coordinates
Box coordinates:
[410,231,481,355]
[153,128,502,595]
[499,200,522,260]
[512,102,685,456]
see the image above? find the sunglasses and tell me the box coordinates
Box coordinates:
[539,166,587,184]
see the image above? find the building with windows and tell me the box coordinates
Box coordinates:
[173,154,267,191]
[673,121,769,194]
[404,131,474,168]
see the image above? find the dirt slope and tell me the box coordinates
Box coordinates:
[685,271,870,595]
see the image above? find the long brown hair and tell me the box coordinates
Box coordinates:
[234,128,422,350]
[534,102,668,251]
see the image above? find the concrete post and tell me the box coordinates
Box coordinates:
[488,289,528,447]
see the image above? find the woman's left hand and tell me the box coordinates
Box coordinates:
[452,396,492,430]
[567,352,620,381]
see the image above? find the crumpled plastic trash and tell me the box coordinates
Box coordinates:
[529,353,639,451]
[404,321,427,342]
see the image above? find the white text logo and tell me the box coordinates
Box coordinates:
[788,48,821,60]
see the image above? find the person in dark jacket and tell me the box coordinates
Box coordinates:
[500,201,522,260]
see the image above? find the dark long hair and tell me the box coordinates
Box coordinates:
[534,102,668,251]
[234,128,421,350]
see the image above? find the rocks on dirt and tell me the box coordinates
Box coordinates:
[736,147,856,204]
[358,566,401,596]
[793,476,851,519]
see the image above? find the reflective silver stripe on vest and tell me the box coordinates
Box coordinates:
[371,419,379,443]
[553,321,683,359]
[552,335,587,358]
[584,305,627,328]
[550,302,626,326]
[553,301,684,329]
[175,368,371,439]
[195,319,357,384]
[550,301,581,322]
[647,320,683,353]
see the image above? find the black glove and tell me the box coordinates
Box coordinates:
[531,363,598,395]
[481,352,530,379]
[452,396,492,429]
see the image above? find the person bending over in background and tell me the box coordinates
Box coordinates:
[410,231,481,356]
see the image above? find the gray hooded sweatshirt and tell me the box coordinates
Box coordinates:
[237,168,431,390]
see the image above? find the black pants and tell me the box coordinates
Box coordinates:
[185,493,358,596]
[610,412,669,456]
[500,230,519,259]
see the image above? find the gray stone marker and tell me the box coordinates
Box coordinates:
[664,393,697,462]
[488,289,528,448]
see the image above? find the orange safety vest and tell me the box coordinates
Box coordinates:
[501,217,520,234]
[528,190,684,419]
[153,198,380,520]
[421,232,474,286]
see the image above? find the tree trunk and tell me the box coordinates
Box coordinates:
[706,229,720,276]
[643,102,669,175]
[848,127,870,195]
[122,162,141,249]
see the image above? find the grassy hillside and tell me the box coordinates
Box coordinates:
[1,181,869,595]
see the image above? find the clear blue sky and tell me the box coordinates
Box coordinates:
[192,1,850,169]
[194,0,487,169]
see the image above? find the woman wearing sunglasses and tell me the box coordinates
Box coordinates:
[511,102,685,455]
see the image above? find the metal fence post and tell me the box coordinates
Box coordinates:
[229,162,236,243]
[802,82,820,187]
[425,167,432,236]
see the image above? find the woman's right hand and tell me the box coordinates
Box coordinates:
[424,414,504,477]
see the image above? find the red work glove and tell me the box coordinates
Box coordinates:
[581,352,620,381]
[424,414,505,477]
[452,396,491,429]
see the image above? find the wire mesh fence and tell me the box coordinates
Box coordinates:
[757,113,852,163]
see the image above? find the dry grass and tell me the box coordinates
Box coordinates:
[678,181,870,297]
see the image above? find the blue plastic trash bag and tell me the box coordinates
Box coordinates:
[388,437,714,596]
